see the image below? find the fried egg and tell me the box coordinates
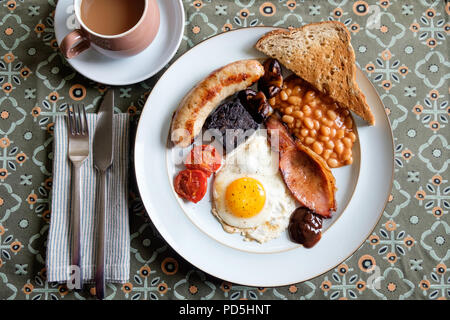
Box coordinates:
[212,130,297,243]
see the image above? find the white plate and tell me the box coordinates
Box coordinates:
[135,27,394,286]
[54,0,184,85]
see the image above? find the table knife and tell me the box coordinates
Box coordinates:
[93,89,114,300]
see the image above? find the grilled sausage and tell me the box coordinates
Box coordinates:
[170,59,265,148]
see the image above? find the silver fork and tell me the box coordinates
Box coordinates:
[67,104,89,289]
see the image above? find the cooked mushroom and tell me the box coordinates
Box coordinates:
[238,89,273,123]
[258,58,283,98]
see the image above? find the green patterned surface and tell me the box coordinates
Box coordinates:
[0,0,449,300]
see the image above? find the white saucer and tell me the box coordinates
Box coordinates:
[54,0,184,85]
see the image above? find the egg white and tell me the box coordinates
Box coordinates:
[212,131,297,243]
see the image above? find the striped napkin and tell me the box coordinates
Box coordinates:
[46,113,130,283]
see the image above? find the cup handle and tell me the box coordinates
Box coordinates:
[60,29,90,59]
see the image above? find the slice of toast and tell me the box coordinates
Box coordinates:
[255,21,375,125]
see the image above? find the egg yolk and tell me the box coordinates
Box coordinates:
[225,177,266,218]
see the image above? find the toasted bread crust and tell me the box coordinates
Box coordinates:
[255,22,375,125]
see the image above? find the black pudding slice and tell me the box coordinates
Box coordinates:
[203,96,259,153]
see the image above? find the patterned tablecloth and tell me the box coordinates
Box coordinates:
[0,0,448,300]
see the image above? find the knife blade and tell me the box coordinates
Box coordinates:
[93,89,114,170]
[93,89,114,300]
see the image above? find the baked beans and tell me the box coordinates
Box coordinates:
[269,76,357,168]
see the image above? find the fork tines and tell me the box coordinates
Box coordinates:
[67,104,88,136]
